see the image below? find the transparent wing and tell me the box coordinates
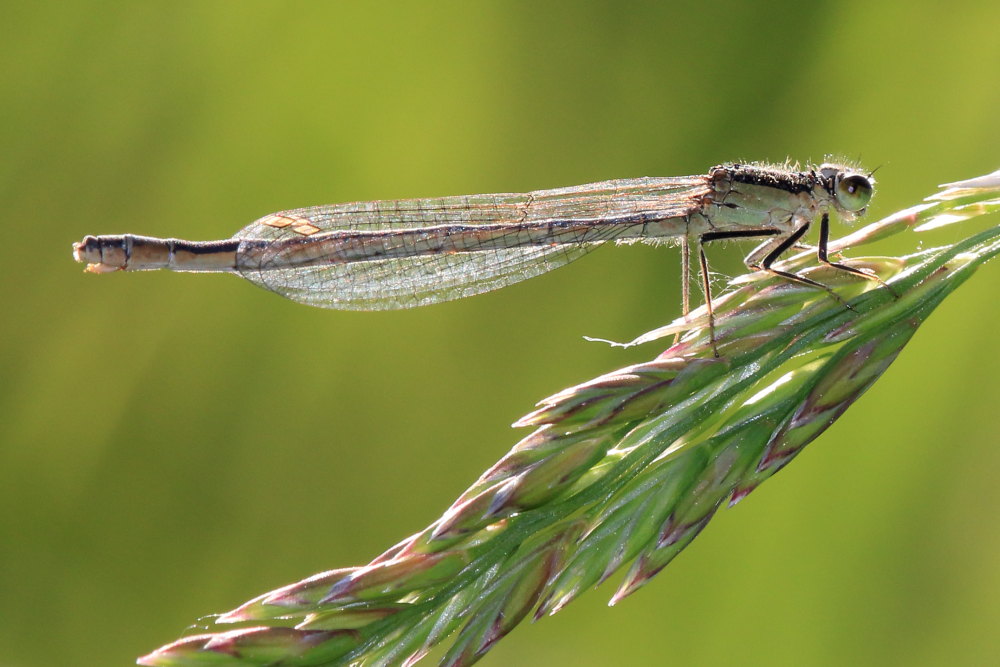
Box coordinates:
[234,176,707,310]
[242,244,598,310]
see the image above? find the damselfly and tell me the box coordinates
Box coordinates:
[73,162,883,346]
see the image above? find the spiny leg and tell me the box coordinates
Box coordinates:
[681,234,691,320]
[817,213,899,297]
[746,221,855,311]
[674,235,692,346]
[698,228,782,356]
[697,244,717,355]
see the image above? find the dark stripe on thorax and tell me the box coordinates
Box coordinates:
[716,164,819,195]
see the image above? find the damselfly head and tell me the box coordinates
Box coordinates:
[819,164,875,214]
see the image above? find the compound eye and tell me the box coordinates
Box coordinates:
[836,174,874,211]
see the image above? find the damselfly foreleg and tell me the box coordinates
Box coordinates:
[816,213,898,297]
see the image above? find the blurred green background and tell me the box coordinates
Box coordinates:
[2,2,999,665]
